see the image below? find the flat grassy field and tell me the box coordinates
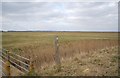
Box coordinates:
[2,32,118,48]
[2,32,119,76]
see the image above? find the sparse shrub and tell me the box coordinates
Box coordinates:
[24,70,38,76]
[111,56,118,62]
[73,57,79,62]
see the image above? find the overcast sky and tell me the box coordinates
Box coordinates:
[2,2,118,31]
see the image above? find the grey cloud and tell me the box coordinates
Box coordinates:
[2,2,118,31]
[2,0,119,2]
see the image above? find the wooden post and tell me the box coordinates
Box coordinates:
[54,36,61,71]
[29,61,34,72]
[28,57,35,75]
[5,50,10,76]
[5,61,10,76]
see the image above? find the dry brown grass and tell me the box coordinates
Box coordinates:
[2,32,119,76]
[15,39,118,75]
[39,46,118,76]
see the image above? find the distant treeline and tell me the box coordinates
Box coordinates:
[1,30,119,33]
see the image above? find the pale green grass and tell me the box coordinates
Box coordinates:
[2,32,118,48]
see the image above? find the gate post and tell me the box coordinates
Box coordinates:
[5,50,10,76]
[28,57,36,76]
[5,61,10,76]
[29,60,34,73]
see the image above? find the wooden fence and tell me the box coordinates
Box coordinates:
[0,49,34,76]
[0,36,61,76]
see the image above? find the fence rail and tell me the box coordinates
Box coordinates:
[0,49,34,76]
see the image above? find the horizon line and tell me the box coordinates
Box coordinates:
[1,30,119,33]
